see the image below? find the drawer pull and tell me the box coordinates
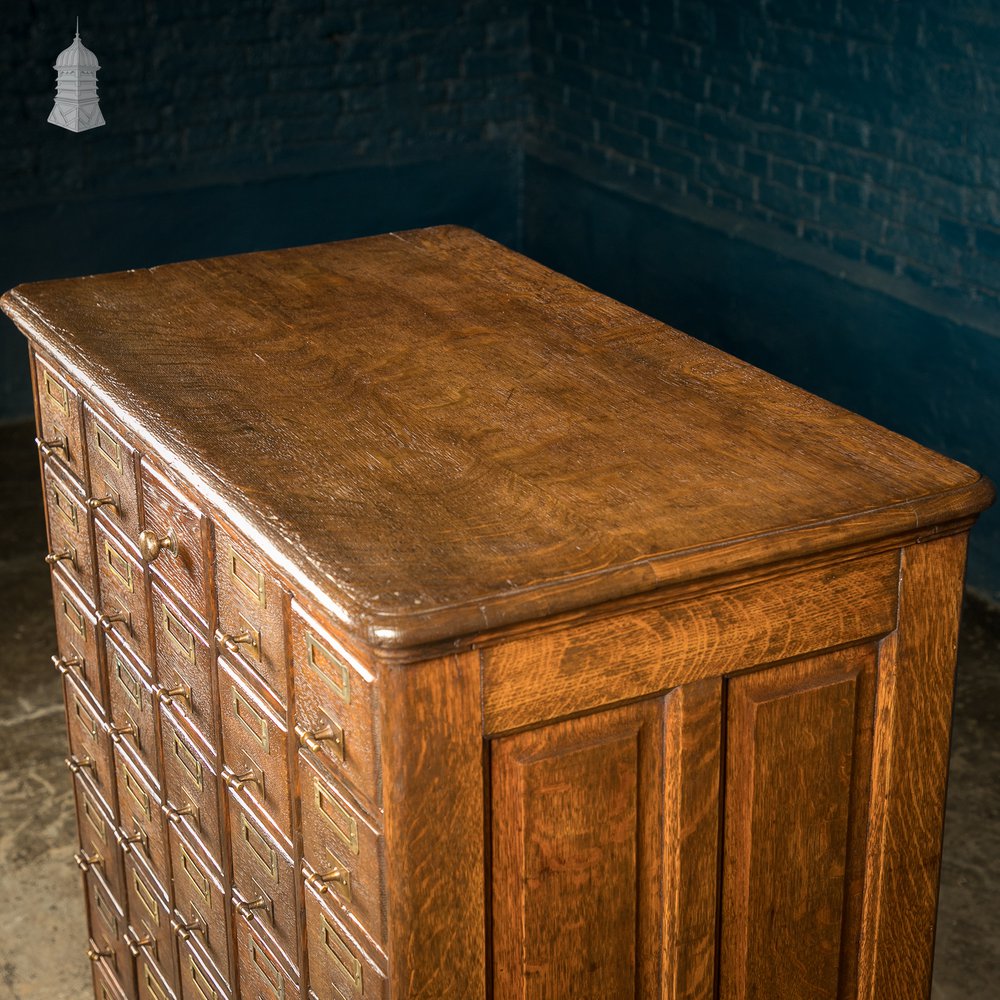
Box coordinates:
[224,768,261,792]
[164,802,196,824]
[44,546,74,566]
[86,494,117,512]
[106,721,136,743]
[86,944,112,962]
[98,610,129,631]
[296,720,345,759]
[156,682,191,707]
[52,653,82,675]
[215,628,258,656]
[74,849,101,872]
[306,865,351,898]
[171,916,205,942]
[65,754,95,773]
[235,894,270,920]
[124,931,155,957]
[115,826,146,853]
[37,435,67,457]
[139,529,176,562]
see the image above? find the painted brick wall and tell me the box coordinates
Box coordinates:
[2,0,528,212]
[527,0,1000,316]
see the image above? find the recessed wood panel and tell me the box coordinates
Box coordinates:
[719,644,877,1000]
[491,699,664,999]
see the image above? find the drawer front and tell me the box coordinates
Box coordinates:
[299,753,385,951]
[291,606,378,811]
[215,527,288,703]
[43,462,95,596]
[229,795,298,968]
[65,677,114,801]
[73,772,125,903]
[95,521,151,664]
[137,952,178,1000]
[93,960,129,1000]
[84,405,141,543]
[303,886,387,1000]
[178,941,232,1000]
[125,852,173,972]
[169,827,231,979]
[152,584,216,749]
[236,918,302,1000]
[160,704,223,869]
[141,459,209,621]
[107,638,159,780]
[85,868,132,994]
[114,744,168,877]
[219,659,291,838]
[52,573,104,709]
[35,353,86,483]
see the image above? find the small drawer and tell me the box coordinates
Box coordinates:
[219,658,291,840]
[84,405,141,543]
[299,753,385,952]
[229,795,298,969]
[84,867,133,995]
[141,459,209,623]
[152,584,216,750]
[107,638,159,780]
[215,526,288,702]
[34,352,85,483]
[95,520,151,664]
[303,885,387,1000]
[137,951,178,1000]
[236,917,302,1000]
[169,827,231,981]
[52,573,104,709]
[160,704,223,869]
[291,605,378,812]
[73,772,125,903]
[125,852,174,973]
[114,743,169,878]
[42,460,95,596]
[93,959,129,1000]
[65,676,114,802]
[178,940,233,1000]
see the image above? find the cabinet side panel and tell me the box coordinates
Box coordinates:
[720,644,877,1000]
[491,699,664,1000]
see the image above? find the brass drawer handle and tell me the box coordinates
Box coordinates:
[74,849,101,872]
[106,722,135,744]
[115,827,145,853]
[86,945,112,962]
[296,721,345,759]
[164,803,195,824]
[98,610,129,632]
[37,435,68,457]
[156,682,190,708]
[235,895,269,920]
[170,916,204,942]
[139,529,176,562]
[45,547,74,566]
[223,769,261,792]
[66,754,94,773]
[86,495,117,512]
[214,629,256,655]
[306,866,350,897]
[52,653,82,675]
[124,931,155,957]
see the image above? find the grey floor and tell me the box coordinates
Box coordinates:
[0,419,997,999]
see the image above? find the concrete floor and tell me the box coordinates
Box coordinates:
[0,419,997,999]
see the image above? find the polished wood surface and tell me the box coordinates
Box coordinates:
[5,229,991,999]
[2,226,990,651]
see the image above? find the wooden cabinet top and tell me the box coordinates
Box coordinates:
[3,226,992,652]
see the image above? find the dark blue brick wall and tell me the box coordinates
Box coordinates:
[527,0,1000,313]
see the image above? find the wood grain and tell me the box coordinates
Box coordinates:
[484,551,897,735]
[379,651,486,1000]
[857,534,969,1000]
[3,227,991,652]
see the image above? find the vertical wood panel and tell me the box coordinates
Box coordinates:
[857,533,969,1000]
[720,645,877,1000]
[491,699,664,999]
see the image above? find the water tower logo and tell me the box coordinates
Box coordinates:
[48,19,105,132]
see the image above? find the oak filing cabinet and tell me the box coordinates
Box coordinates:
[2,226,993,1000]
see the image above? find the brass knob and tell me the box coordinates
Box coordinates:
[125,931,154,957]
[139,529,175,562]
[98,610,128,631]
[295,721,344,758]
[52,653,82,675]
[156,682,190,708]
[86,944,112,962]
[44,547,74,566]
[86,494,117,512]
[115,827,144,853]
[106,722,135,743]
[235,895,269,920]
[37,435,67,457]
[164,803,194,824]
[74,849,101,872]
[214,629,255,655]
[306,866,350,896]
[65,755,94,773]
[223,769,260,792]
[170,916,203,942]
